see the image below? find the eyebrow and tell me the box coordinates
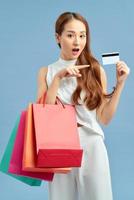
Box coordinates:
[66,30,86,33]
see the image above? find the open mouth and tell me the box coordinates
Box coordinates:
[72,48,80,52]
[72,48,80,55]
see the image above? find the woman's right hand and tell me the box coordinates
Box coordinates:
[55,64,90,80]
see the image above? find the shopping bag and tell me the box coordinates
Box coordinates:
[8,111,54,181]
[33,92,83,168]
[23,103,71,173]
[0,116,41,186]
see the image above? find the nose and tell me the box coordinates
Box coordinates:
[73,36,80,46]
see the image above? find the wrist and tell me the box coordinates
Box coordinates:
[116,81,125,90]
[117,80,125,86]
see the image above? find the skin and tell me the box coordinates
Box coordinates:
[55,19,87,60]
[37,19,130,125]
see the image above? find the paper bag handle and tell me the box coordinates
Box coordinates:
[37,91,65,108]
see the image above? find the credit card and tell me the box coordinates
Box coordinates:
[102,52,120,65]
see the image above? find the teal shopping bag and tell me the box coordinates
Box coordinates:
[0,115,42,186]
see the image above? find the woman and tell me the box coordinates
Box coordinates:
[37,12,130,200]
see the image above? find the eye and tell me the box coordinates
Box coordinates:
[80,35,86,38]
[67,34,73,38]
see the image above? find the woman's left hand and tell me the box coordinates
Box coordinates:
[116,61,130,85]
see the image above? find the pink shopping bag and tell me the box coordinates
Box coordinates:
[22,103,71,174]
[8,110,54,181]
[33,92,83,168]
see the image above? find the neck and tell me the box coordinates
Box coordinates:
[60,54,77,61]
[58,55,77,66]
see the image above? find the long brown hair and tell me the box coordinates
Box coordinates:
[55,12,115,110]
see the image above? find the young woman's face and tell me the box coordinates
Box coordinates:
[56,19,87,60]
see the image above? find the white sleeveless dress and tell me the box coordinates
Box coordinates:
[46,57,113,200]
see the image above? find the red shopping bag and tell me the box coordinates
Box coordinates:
[33,92,83,168]
[8,110,54,181]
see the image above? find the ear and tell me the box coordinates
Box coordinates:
[55,33,61,44]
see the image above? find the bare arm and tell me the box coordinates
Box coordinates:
[97,76,125,125]
[45,76,61,104]
[37,67,48,100]
[97,61,130,125]
[37,66,61,104]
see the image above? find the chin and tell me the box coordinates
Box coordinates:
[72,54,79,58]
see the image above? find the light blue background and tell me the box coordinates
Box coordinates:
[0,0,134,199]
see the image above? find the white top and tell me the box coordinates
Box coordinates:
[46,57,105,139]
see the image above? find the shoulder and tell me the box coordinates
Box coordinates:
[37,66,48,100]
[37,66,48,86]
[38,66,48,80]
[38,66,48,77]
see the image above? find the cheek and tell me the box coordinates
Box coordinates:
[82,39,86,47]
[81,40,86,50]
[62,39,72,49]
